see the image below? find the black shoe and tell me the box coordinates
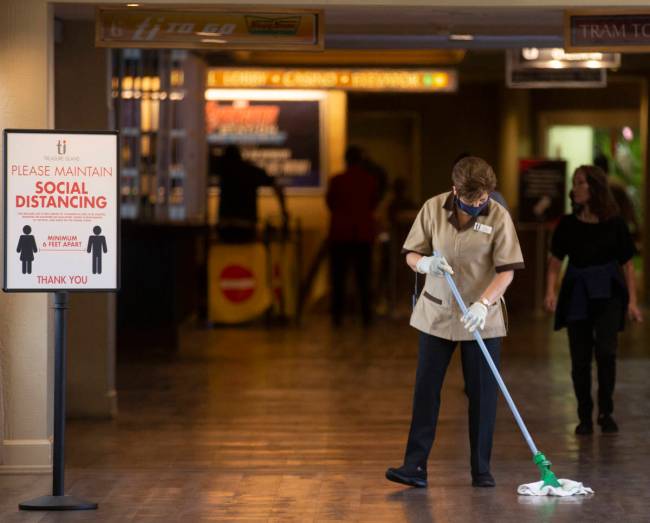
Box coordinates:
[471,472,496,488]
[598,414,619,433]
[575,421,594,435]
[385,465,427,488]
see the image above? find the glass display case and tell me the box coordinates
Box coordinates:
[111,49,206,222]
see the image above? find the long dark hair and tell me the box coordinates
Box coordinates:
[572,165,619,221]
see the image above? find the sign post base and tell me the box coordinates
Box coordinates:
[19,495,98,511]
[18,293,97,512]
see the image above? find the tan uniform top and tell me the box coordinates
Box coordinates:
[403,192,524,341]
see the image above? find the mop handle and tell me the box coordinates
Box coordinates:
[438,262,539,457]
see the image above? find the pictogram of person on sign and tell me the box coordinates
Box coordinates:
[17,225,38,274]
[87,225,108,274]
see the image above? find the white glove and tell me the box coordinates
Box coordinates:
[461,302,488,332]
[416,253,454,277]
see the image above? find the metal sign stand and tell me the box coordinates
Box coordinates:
[3,129,119,512]
[19,292,98,511]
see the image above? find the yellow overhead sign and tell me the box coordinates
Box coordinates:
[96,7,323,50]
[206,69,457,93]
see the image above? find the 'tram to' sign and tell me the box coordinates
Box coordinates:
[566,9,650,52]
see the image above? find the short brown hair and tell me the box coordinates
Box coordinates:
[452,157,496,200]
[573,165,619,221]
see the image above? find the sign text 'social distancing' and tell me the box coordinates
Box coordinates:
[3,130,119,291]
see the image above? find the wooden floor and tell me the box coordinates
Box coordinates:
[1,313,649,522]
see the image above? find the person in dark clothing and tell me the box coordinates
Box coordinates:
[17,225,37,274]
[326,146,379,326]
[545,165,642,436]
[374,178,418,315]
[215,145,287,243]
[363,156,389,203]
[593,151,641,242]
[387,178,416,224]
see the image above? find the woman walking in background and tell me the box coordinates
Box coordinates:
[545,165,643,435]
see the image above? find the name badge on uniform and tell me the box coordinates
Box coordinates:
[473,222,493,235]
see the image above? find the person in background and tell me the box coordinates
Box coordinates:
[215,145,287,243]
[545,165,642,436]
[363,155,389,203]
[386,157,524,489]
[376,178,418,316]
[593,151,641,243]
[387,178,416,224]
[326,146,379,327]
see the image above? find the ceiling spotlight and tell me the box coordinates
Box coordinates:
[126,3,140,6]
[550,48,565,60]
[449,34,474,41]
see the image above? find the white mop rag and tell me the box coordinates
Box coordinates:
[517,479,594,497]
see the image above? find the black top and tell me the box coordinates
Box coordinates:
[217,158,275,224]
[550,214,636,268]
[551,213,633,331]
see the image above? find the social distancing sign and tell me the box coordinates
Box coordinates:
[3,130,119,291]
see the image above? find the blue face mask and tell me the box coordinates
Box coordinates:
[455,195,490,217]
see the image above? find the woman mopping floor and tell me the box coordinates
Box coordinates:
[385,157,592,496]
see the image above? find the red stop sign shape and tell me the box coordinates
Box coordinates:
[220,265,256,303]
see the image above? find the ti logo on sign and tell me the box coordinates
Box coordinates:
[57,139,67,155]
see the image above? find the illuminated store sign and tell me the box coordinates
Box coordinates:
[566,9,650,52]
[506,47,611,89]
[509,48,620,70]
[96,7,323,50]
[206,69,457,92]
[518,160,567,223]
[206,90,325,192]
[507,67,606,89]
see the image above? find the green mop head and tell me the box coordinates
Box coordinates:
[533,452,561,488]
[518,451,593,496]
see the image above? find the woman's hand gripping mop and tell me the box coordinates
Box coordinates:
[438,253,593,497]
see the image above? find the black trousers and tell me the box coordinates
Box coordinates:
[329,242,372,325]
[404,333,501,476]
[566,296,622,422]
